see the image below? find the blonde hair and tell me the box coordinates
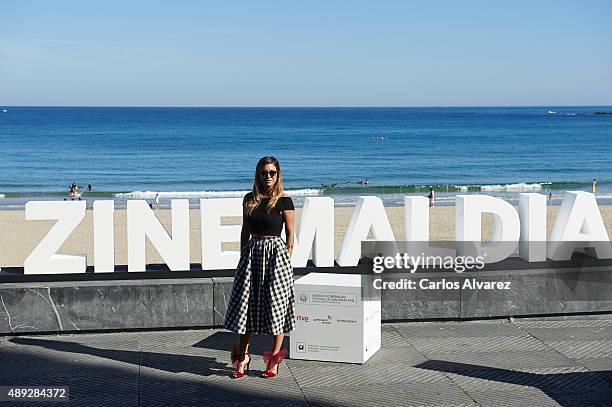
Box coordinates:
[245,156,284,215]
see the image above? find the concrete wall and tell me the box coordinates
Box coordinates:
[1,267,611,335]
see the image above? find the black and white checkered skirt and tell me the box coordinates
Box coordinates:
[224,236,296,335]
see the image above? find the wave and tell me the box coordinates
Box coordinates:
[319,181,589,194]
[0,181,598,199]
[113,188,322,199]
[479,182,544,191]
[0,191,119,198]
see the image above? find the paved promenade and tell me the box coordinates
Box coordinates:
[0,318,611,406]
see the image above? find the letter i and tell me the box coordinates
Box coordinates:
[94,201,115,272]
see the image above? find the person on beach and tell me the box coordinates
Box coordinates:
[428,187,435,207]
[224,156,296,379]
[592,178,597,194]
[87,182,92,192]
[155,193,160,209]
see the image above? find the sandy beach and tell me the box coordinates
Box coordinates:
[0,205,611,268]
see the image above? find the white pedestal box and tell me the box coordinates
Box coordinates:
[290,272,381,364]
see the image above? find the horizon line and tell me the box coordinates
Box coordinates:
[2,104,612,109]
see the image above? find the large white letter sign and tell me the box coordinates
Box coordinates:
[127,199,190,272]
[200,198,242,270]
[548,191,612,260]
[404,196,456,259]
[291,197,334,267]
[24,201,86,274]
[456,195,520,263]
[337,196,396,267]
[93,200,115,272]
[519,193,547,262]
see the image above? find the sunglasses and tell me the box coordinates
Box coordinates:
[259,170,278,178]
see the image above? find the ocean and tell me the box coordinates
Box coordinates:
[0,106,611,209]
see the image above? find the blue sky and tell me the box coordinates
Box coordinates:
[1,1,611,106]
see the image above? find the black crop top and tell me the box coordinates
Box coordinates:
[243,193,295,236]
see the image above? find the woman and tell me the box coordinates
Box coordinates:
[224,156,296,379]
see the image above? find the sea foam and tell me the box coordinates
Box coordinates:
[114,188,321,199]
[480,183,543,192]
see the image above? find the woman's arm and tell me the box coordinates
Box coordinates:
[283,209,295,256]
[240,209,251,251]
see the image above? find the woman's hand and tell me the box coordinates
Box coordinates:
[283,208,295,257]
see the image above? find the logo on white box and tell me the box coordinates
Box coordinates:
[297,342,306,353]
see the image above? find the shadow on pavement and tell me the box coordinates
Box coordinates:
[5,336,307,406]
[416,359,612,407]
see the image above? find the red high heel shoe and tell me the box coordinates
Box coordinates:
[230,344,251,379]
[261,348,288,378]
